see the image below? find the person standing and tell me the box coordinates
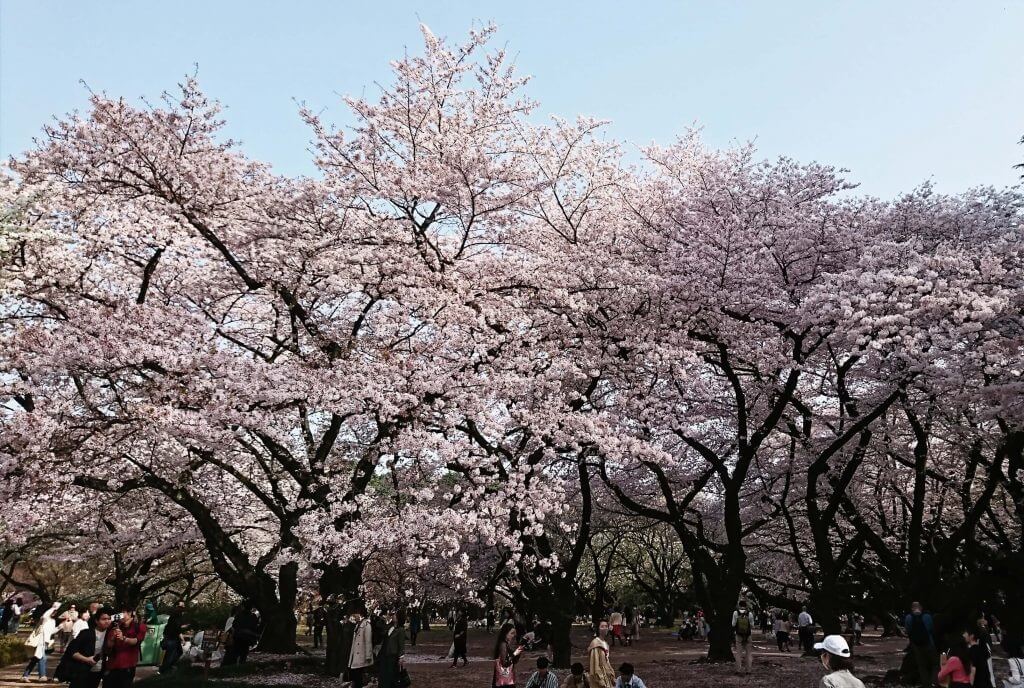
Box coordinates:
[72,612,90,639]
[377,609,406,688]
[22,601,61,681]
[492,622,523,688]
[904,602,938,688]
[451,608,469,667]
[966,626,995,688]
[59,608,113,688]
[158,601,189,675]
[103,606,147,688]
[409,608,421,646]
[312,603,326,650]
[588,622,615,688]
[348,603,374,688]
[486,608,496,633]
[799,606,816,656]
[609,610,624,647]
[814,635,866,688]
[732,599,754,674]
[9,596,24,635]
[224,602,259,666]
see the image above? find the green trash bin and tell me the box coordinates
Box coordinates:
[139,614,169,666]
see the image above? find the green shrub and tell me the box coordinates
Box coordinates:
[0,634,28,667]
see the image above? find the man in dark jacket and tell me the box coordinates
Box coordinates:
[56,608,113,688]
[159,601,189,674]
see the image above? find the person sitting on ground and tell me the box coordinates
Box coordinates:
[562,662,591,688]
[526,656,560,688]
[614,662,647,688]
[814,634,865,688]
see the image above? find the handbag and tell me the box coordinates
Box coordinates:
[494,658,515,687]
[397,667,412,688]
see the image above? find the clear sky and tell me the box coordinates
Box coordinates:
[2,1,1022,197]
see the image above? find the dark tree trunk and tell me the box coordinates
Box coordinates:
[550,609,574,668]
[254,562,299,653]
[318,561,363,675]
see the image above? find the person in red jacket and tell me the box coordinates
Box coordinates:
[104,606,147,688]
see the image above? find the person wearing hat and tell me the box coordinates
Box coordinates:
[614,662,647,688]
[815,635,865,688]
[525,656,559,688]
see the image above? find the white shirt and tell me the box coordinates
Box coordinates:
[72,619,89,638]
[91,630,107,672]
[799,611,813,627]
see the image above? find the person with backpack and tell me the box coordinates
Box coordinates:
[904,601,938,688]
[732,599,754,674]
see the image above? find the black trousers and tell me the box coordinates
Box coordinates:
[70,674,103,688]
[103,668,134,688]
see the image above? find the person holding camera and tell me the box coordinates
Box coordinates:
[103,606,148,688]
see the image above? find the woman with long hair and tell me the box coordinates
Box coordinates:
[587,620,615,688]
[492,622,523,688]
[938,640,973,688]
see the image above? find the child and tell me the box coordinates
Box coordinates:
[615,662,647,688]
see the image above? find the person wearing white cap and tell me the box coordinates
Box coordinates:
[814,635,865,688]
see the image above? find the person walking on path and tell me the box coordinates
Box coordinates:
[799,605,816,656]
[102,606,147,688]
[526,656,560,688]
[377,609,406,688]
[815,635,866,688]
[492,622,523,688]
[22,601,61,681]
[348,603,374,688]
[733,599,754,674]
[905,601,938,688]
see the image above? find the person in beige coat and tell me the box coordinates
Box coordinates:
[348,604,374,688]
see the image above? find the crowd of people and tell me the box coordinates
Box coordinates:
[2,599,148,687]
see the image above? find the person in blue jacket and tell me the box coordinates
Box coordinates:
[904,601,937,688]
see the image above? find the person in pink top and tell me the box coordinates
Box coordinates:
[938,641,973,688]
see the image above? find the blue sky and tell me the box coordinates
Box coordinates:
[2,1,1022,197]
